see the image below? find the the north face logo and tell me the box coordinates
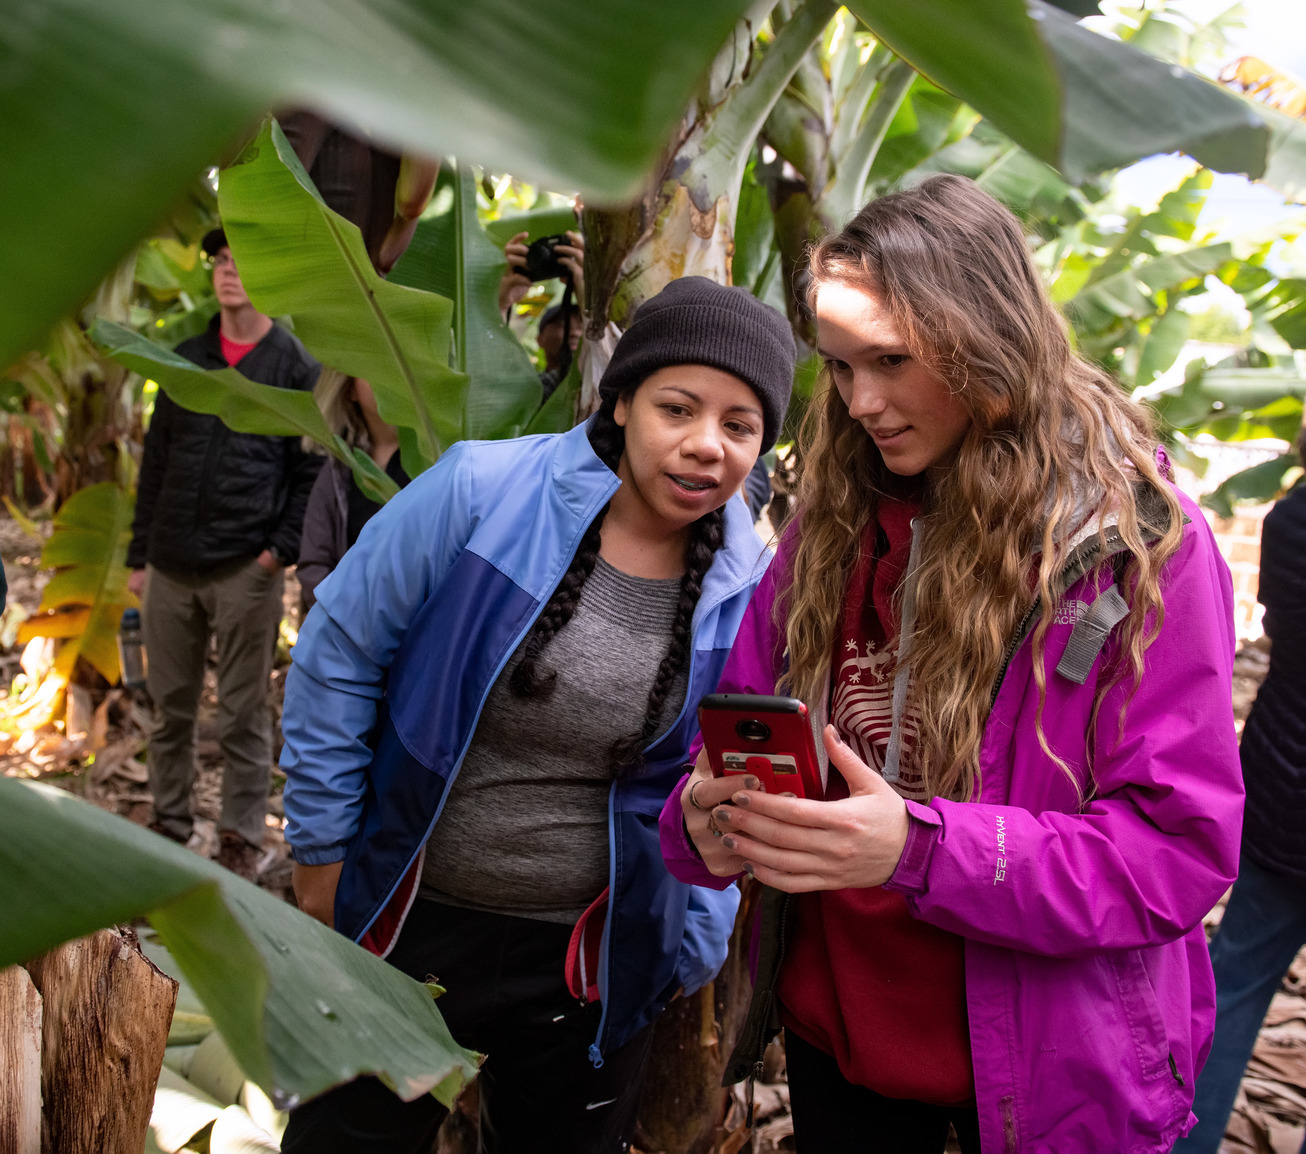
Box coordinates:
[1053,599,1090,627]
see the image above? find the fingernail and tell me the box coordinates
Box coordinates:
[734,793,751,807]
[714,808,731,824]
[721,836,736,850]
[742,775,760,790]
[743,862,755,876]
[781,791,797,799]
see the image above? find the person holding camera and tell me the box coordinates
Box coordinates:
[278,276,796,1153]
[500,228,586,401]
[660,177,1242,1152]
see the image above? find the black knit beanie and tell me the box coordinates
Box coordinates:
[598,276,796,453]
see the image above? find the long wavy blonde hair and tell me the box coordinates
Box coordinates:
[778,175,1184,802]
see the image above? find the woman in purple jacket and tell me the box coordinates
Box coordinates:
[659,175,1243,1153]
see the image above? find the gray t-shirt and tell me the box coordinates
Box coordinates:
[418,557,690,923]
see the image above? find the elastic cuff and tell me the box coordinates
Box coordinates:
[682,813,705,863]
[290,844,347,866]
[883,800,942,896]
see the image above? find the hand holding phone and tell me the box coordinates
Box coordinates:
[698,694,824,800]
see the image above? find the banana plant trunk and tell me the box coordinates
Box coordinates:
[578,0,837,419]
[636,883,761,1154]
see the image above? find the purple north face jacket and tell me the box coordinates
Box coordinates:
[660,485,1243,1153]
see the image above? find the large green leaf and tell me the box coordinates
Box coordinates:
[846,0,1062,166]
[1034,3,1267,182]
[1070,243,1234,326]
[1244,94,1306,206]
[94,320,399,503]
[390,165,546,439]
[1134,308,1191,390]
[1201,452,1301,518]
[219,121,466,470]
[847,0,1268,184]
[16,482,135,685]
[0,777,478,1108]
[0,0,754,370]
[865,79,969,190]
[1266,278,1306,349]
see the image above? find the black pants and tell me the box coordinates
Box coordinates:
[786,1029,982,1154]
[281,900,654,1154]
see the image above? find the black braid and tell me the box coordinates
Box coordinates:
[608,504,725,774]
[511,395,727,778]
[509,405,625,700]
[509,503,608,699]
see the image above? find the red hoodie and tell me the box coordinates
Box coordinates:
[777,496,974,1105]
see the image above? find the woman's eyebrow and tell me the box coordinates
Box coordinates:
[658,385,762,417]
[817,343,902,359]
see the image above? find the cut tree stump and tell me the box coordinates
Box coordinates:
[0,964,43,1154]
[26,926,178,1154]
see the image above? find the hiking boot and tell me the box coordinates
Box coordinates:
[149,820,190,846]
[217,830,262,882]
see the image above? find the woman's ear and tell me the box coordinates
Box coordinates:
[613,393,631,429]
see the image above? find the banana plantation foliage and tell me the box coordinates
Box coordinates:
[3,0,1306,1133]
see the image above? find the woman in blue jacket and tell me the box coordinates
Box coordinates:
[279,277,795,1153]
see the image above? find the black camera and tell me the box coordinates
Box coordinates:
[520,234,573,283]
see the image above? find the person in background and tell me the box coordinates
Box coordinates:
[1175,428,1306,1154]
[535,300,584,400]
[296,369,409,611]
[126,226,321,881]
[500,228,585,394]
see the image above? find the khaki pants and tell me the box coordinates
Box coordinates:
[142,558,284,848]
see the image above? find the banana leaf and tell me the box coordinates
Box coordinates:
[0,777,479,1110]
[92,320,399,504]
[389,163,545,439]
[218,120,467,472]
[1202,452,1301,518]
[847,0,1269,184]
[14,482,135,685]
[0,0,754,368]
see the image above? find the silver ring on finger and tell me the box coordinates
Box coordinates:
[688,780,710,812]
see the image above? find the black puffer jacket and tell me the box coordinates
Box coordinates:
[1240,482,1306,882]
[127,316,322,574]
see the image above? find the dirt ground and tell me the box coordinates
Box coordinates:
[1,514,1302,1153]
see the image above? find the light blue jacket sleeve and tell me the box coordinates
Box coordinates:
[674,883,742,997]
[280,442,477,864]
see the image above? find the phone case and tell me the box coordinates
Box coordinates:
[698,693,824,800]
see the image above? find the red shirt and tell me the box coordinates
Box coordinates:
[777,496,975,1105]
[220,332,258,366]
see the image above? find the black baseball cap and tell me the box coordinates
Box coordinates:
[200,227,228,257]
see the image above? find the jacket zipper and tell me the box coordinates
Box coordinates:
[590,577,741,1065]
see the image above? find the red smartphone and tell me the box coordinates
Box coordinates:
[698,694,824,800]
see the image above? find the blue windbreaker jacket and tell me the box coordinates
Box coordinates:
[280,420,762,1057]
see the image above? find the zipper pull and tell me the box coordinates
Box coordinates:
[588,1042,605,1070]
[745,1059,764,1127]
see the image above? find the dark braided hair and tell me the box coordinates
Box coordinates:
[510,394,727,774]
